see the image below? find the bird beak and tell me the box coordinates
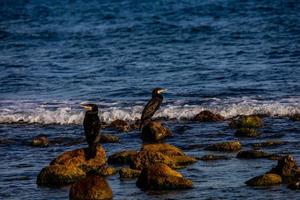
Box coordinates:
[158,89,167,94]
[80,103,92,111]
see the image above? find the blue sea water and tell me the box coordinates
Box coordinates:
[0,0,300,199]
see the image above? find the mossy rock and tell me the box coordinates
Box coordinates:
[37,165,85,187]
[252,140,284,148]
[119,167,141,179]
[235,128,260,137]
[204,141,242,152]
[69,175,113,200]
[269,155,299,177]
[108,119,129,132]
[141,121,172,142]
[141,143,185,157]
[100,134,120,143]
[237,150,271,159]
[108,150,138,165]
[136,163,193,190]
[192,110,225,122]
[245,173,282,186]
[31,135,49,147]
[229,115,263,128]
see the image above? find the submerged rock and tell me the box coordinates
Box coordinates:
[100,134,120,143]
[252,140,284,148]
[119,167,141,179]
[235,128,260,137]
[204,141,242,152]
[108,150,138,165]
[269,155,299,177]
[37,165,85,187]
[288,181,300,190]
[290,114,300,121]
[129,120,141,130]
[197,155,229,161]
[108,119,129,132]
[192,110,225,122]
[237,150,271,159]
[50,146,107,172]
[136,163,193,190]
[69,175,113,200]
[245,173,282,186]
[229,115,263,129]
[141,121,172,142]
[31,134,49,147]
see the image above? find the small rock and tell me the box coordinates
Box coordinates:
[204,141,242,152]
[31,135,49,147]
[119,167,141,179]
[197,155,229,161]
[88,165,117,177]
[69,175,113,200]
[235,128,260,137]
[237,150,271,159]
[141,121,172,142]
[290,113,300,121]
[245,173,282,186]
[108,150,138,165]
[229,115,263,128]
[100,134,120,143]
[192,110,225,122]
[50,146,107,172]
[288,181,300,190]
[252,140,284,148]
[36,165,85,187]
[136,163,193,190]
[269,155,299,177]
[108,119,129,132]
[141,143,185,156]
[129,120,141,130]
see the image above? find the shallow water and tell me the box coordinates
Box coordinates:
[0,0,300,199]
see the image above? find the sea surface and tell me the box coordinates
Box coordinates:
[0,0,300,199]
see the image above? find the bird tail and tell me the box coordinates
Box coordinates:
[87,144,97,159]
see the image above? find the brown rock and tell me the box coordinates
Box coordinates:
[245,173,282,186]
[252,140,284,148]
[50,146,106,172]
[204,141,242,152]
[192,110,225,122]
[269,155,299,177]
[141,121,172,142]
[119,167,141,179]
[31,135,49,147]
[229,115,263,128]
[100,134,120,143]
[197,155,229,161]
[36,165,85,187]
[288,181,300,190]
[290,113,300,121]
[108,150,138,165]
[235,128,260,137]
[69,175,112,200]
[141,143,185,156]
[136,163,193,190]
[93,165,117,177]
[108,119,129,132]
[237,150,271,159]
[129,120,141,130]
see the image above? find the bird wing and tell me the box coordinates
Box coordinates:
[141,98,162,121]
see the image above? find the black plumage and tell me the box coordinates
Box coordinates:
[81,103,101,159]
[139,88,166,130]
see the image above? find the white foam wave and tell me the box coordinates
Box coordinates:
[0,98,299,125]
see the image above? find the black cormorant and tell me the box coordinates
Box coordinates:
[139,88,166,130]
[81,103,101,159]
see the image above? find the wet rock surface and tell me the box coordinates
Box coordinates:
[269,155,299,178]
[141,143,185,156]
[252,140,284,148]
[108,119,130,132]
[136,163,193,190]
[141,121,172,142]
[237,150,271,159]
[245,173,282,186]
[31,134,49,147]
[192,110,225,122]
[204,141,242,152]
[235,128,260,137]
[69,175,113,200]
[229,115,263,129]
[99,134,120,143]
[197,155,229,161]
[290,114,300,121]
[108,150,138,165]
[119,167,141,179]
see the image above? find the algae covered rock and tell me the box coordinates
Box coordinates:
[37,165,85,187]
[192,110,224,122]
[141,121,172,142]
[229,115,263,128]
[141,143,185,156]
[119,167,141,179]
[108,119,129,132]
[108,150,138,165]
[237,150,271,159]
[50,146,106,172]
[69,175,113,200]
[245,173,282,186]
[136,163,193,190]
[89,165,117,177]
[100,134,120,143]
[269,155,299,177]
[252,140,284,148]
[31,134,49,147]
[235,128,260,137]
[204,141,242,152]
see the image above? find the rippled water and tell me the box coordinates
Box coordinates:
[0,0,300,199]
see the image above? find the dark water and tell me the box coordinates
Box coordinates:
[0,0,300,199]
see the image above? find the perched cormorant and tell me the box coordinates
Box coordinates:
[139,88,166,130]
[81,103,101,159]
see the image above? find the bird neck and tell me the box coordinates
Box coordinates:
[152,93,163,99]
[86,111,98,115]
